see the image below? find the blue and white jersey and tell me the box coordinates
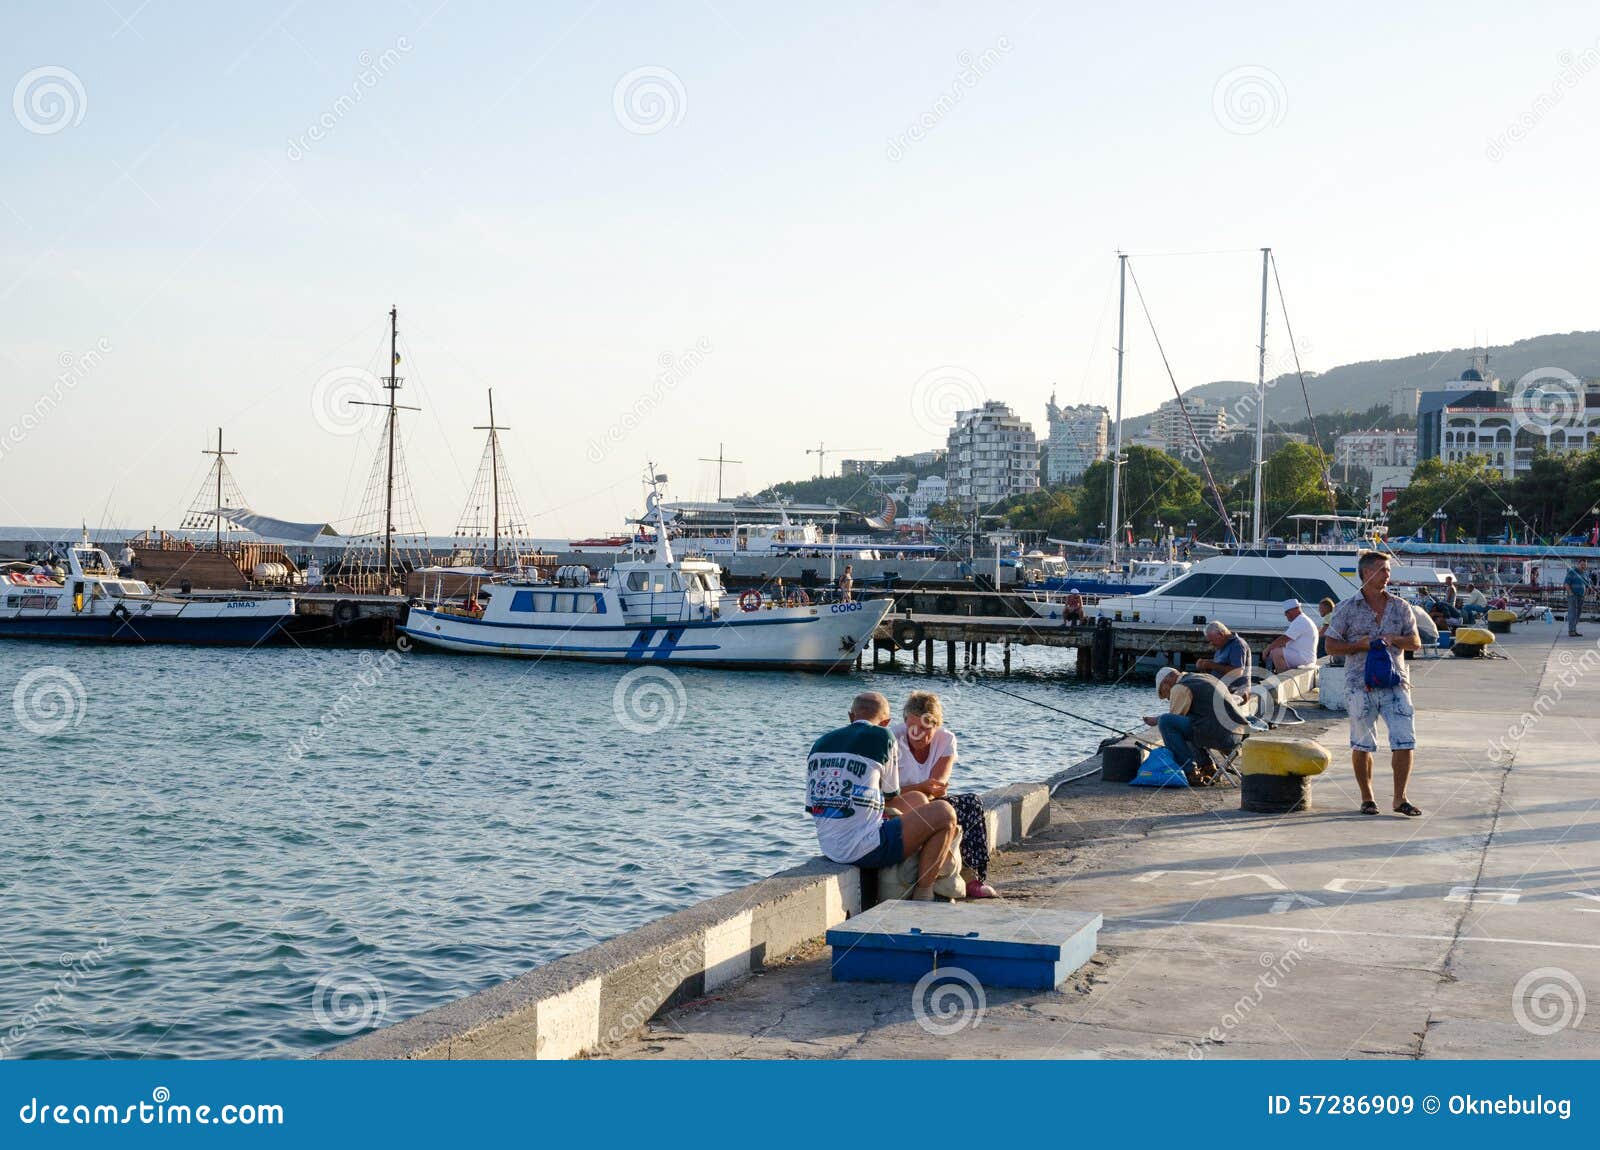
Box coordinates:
[806,720,899,864]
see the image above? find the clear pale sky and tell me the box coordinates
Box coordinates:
[3,1,1597,537]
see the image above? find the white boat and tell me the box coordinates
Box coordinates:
[0,536,295,644]
[1092,550,1364,628]
[401,477,892,669]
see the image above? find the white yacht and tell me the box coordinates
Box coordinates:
[1091,550,1363,628]
[401,478,892,669]
[0,536,295,644]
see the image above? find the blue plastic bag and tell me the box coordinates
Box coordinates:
[1130,745,1190,788]
[1364,637,1403,690]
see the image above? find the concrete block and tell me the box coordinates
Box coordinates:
[535,977,603,1060]
[702,911,753,992]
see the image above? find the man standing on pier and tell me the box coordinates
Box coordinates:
[1323,551,1424,817]
[1565,559,1588,637]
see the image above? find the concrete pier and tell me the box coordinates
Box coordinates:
[599,620,1600,1059]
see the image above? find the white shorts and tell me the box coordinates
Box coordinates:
[1348,685,1416,752]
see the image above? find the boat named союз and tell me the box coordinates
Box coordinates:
[402,480,890,669]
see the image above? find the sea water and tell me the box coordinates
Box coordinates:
[0,641,1147,1057]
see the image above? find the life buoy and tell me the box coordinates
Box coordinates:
[891,619,925,647]
[333,599,359,625]
[110,602,131,622]
[738,589,762,613]
[793,588,811,605]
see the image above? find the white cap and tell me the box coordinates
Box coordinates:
[1155,666,1180,688]
[1281,599,1300,613]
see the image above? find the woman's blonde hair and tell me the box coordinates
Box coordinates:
[1319,597,1336,616]
[903,691,943,727]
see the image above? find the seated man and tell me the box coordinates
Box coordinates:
[1194,620,1251,690]
[1264,599,1319,673]
[806,691,959,901]
[1143,667,1251,783]
[1460,584,1488,625]
[1063,589,1086,623]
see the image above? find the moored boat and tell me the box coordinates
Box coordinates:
[0,536,295,644]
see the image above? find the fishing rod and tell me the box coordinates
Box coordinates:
[962,677,1138,737]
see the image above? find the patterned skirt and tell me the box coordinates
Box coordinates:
[939,792,990,882]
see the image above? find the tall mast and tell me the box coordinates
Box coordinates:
[1108,252,1127,567]
[1251,247,1270,549]
[200,428,236,551]
[473,388,512,567]
[384,305,398,582]
[699,443,744,503]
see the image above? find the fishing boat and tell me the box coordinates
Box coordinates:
[401,475,892,668]
[0,536,295,644]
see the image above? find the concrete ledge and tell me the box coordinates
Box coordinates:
[326,783,1051,1060]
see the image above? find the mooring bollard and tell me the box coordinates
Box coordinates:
[1239,736,1331,813]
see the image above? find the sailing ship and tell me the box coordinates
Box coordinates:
[402,474,890,668]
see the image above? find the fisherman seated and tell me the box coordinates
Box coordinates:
[1143,667,1251,785]
[1194,620,1251,694]
[1460,585,1488,625]
[1063,590,1085,623]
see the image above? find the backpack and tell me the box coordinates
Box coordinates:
[1364,637,1403,691]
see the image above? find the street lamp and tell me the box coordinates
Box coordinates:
[1432,508,1447,545]
[1502,505,1516,544]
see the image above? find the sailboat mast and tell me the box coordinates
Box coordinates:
[489,389,500,567]
[215,428,223,551]
[384,305,398,584]
[1109,252,1127,567]
[1251,247,1270,549]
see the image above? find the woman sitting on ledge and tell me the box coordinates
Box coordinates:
[890,691,999,899]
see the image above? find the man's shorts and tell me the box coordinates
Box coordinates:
[1348,685,1416,752]
[852,817,905,868]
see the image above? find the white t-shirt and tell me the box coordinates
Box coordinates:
[889,721,958,787]
[1282,611,1319,668]
[806,720,900,864]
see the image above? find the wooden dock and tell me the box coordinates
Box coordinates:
[868,613,1287,681]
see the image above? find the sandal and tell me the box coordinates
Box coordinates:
[1360,801,1380,815]
[965,879,999,899]
[1393,801,1423,817]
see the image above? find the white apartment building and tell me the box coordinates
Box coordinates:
[1151,396,1230,456]
[907,474,948,517]
[1334,431,1417,470]
[946,401,1040,508]
[1044,394,1108,484]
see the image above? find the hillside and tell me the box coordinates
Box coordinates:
[1124,330,1600,432]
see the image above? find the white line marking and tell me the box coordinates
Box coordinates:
[1109,917,1600,952]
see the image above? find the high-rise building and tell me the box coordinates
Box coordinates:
[1333,431,1417,470]
[945,401,1040,508]
[1044,393,1108,484]
[1150,396,1230,457]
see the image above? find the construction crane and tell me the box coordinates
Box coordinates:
[805,443,879,480]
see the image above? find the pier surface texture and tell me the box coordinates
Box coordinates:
[600,620,1600,1059]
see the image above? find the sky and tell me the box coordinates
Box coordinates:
[3,1,1599,538]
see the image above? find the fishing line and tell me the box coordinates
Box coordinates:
[962,676,1137,736]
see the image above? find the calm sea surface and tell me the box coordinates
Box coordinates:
[0,641,1147,1058]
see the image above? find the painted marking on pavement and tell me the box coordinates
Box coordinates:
[1108,917,1600,952]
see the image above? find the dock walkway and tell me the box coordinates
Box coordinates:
[606,620,1600,1059]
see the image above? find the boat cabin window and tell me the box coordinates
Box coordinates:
[1158,572,1341,604]
[74,549,117,576]
[626,572,649,592]
[509,589,605,614]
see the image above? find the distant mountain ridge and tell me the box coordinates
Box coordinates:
[1121,330,1600,432]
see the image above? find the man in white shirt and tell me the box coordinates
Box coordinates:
[1265,599,1319,673]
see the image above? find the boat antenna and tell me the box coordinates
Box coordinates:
[1109,252,1127,567]
[1251,247,1269,548]
[645,465,675,566]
